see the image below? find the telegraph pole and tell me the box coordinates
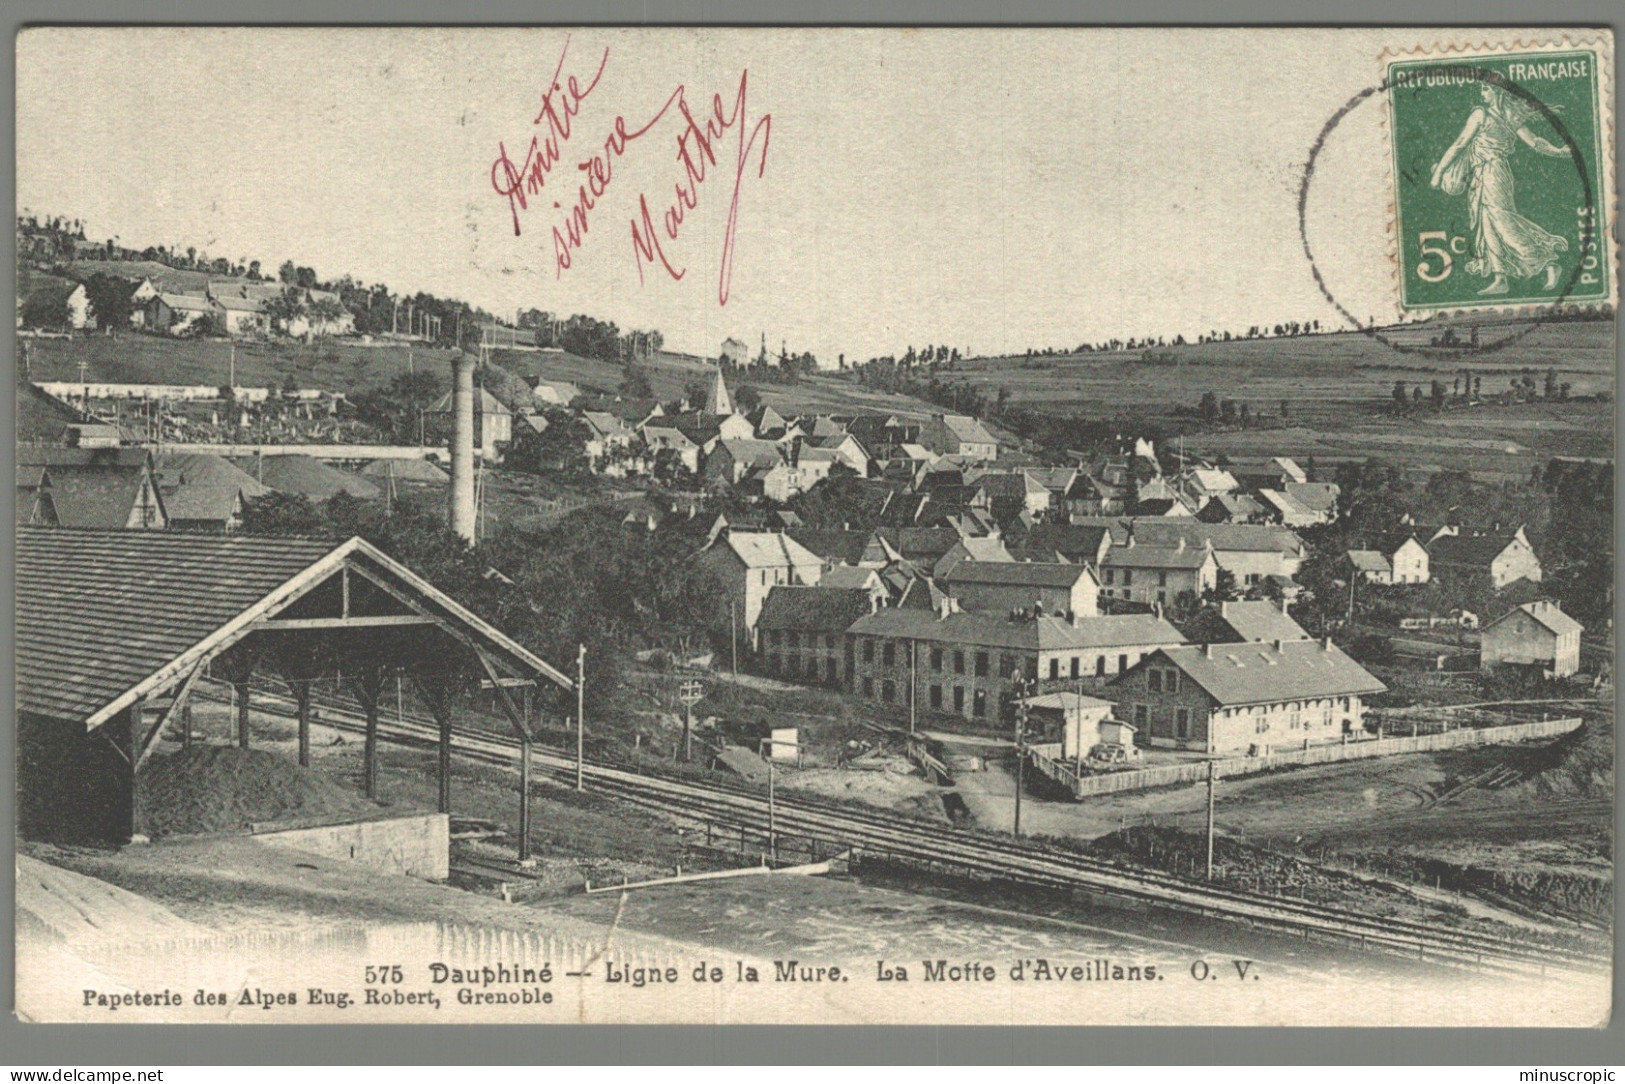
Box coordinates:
[730,602,739,677]
[909,639,918,735]
[1011,670,1029,838]
[1206,758,1218,880]
[575,644,586,791]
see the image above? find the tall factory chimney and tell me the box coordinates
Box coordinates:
[448,349,476,543]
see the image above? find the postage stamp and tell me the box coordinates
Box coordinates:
[1385,39,1614,312]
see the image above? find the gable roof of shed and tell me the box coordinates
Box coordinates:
[15,527,570,729]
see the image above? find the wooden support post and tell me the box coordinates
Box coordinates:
[234,681,252,749]
[181,702,193,750]
[295,680,312,768]
[124,700,144,842]
[518,686,533,863]
[348,667,386,801]
[365,696,381,799]
[439,714,452,815]
[519,734,532,861]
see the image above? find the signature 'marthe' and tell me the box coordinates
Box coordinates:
[488,37,771,306]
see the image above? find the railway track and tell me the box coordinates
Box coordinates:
[193,680,1605,976]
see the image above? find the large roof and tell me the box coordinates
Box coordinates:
[157,452,271,499]
[787,528,873,566]
[428,387,512,416]
[1346,549,1391,574]
[1103,541,1212,569]
[1427,532,1525,567]
[719,530,824,570]
[937,414,998,446]
[848,608,1184,652]
[755,585,876,632]
[1488,600,1583,637]
[1073,517,1305,556]
[231,455,381,501]
[1214,600,1312,643]
[16,528,570,729]
[1145,640,1385,708]
[942,560,1094,589]
[161,484,243,523]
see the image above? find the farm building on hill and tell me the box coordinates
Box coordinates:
[14,528,571,846]
[1425,526,1542,590]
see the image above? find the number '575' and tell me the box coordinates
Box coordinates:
[1416,231,1467,282]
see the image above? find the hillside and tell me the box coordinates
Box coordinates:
[23,334,458,395]
[945,318,1614,429]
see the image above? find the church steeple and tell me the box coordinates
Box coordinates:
[707,365,733,415]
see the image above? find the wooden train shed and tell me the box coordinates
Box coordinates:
[16,526,572,846]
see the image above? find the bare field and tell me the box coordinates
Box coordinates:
[947,321,1613,416]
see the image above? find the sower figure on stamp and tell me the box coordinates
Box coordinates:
[1430,81,1570,295]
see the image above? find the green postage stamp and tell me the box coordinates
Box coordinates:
[1385,39,1615,312]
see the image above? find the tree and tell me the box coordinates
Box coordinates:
[248,260,262,280]
[1198,392,1219,421]
[682,377,711,411]
[1392,380,1408,410]
[1429,380,1446,411]
[296,266,319,289]
[350,370,446,445]
[1544,367,1559,400]
[81,274,134,330]
[733,384,763,414]
[19,287,70,330]
[621,365,655,400]
[278,260,298,284]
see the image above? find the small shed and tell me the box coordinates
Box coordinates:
[1023,691,1117,760]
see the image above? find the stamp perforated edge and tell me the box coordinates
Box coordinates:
[1376,32,1618,320]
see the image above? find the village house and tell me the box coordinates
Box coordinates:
[1425,526,1542,589]
[695,530,826,637]
[755,584,879,686]
[1223,455,1308,490]
[1099,536,1218,607]
[640,422,704,474]
[15,446,167,529]
[845,606,1186,721]
[1346,533,1430,585]
[706,438,786,487]
[146,292,222,335]
[579,410,643,475]
[977,471,1051,522]
[1109,638,1386,754]
[812,432,871,476]
[529,378,583,407]
[1197,492,1266,524]
[1099,519,1307,588]
[920,413,999,461]
[1177,467,1240,508]
[1257,483,1339,527]
[428,386,512,460]
[719,336,751,365]
[24,281,93,329]
[941,560,1099,618]
[1479,600,1582,678]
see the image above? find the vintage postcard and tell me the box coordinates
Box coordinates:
[12,26,1617,1027]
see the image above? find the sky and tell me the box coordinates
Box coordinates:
[15,27,1554,362]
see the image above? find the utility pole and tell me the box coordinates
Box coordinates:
[1011,669,1029,838]
[1206,759,1219,880]
[730,601,739,677]
[228,342,235,391]
[575,644,586,791]
[909,639,918,735]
